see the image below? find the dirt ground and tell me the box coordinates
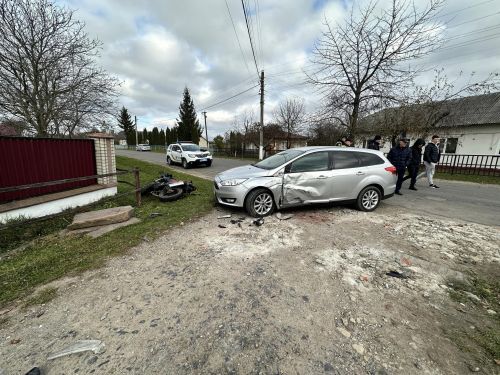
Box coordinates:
[0,205,499,374]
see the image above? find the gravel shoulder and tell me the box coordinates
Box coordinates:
[1,205,499,374]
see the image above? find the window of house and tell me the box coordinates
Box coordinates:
[332,151,360,169]
[445,138,458,154]
[289,152,330,173]
[438,140,446,154]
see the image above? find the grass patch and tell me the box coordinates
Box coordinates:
[0,156,214,307]
[435,172,499,185]
[446,274,500,361]
[22,287,58,308]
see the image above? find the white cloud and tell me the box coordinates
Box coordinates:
[56,0,500,139]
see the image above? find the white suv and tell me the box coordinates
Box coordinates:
[166,142,212,169]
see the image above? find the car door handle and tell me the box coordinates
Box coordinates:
[316,175,328,179]
[356,171,365,176]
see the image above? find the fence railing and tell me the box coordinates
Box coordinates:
[0,169,143,206]
[435,154,499,176]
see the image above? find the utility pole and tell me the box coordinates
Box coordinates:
[135,116,138,146]
[202,111,208,151]
[259,70,264,160]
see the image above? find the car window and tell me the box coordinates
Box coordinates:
[332,151,360,169]
[173,145,180,152]
[181,144,200,152]
[254,149,305,170]
[357,152,384,166]
[289,152,330,173]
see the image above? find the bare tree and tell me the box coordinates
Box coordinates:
[309,0,444,140]
[0,0,119,137]
[232,109,256,152]
[369,69,500,144]
[273,98,306,149]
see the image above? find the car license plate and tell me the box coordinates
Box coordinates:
[200,158,207,162]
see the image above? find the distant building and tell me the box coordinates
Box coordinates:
[245,125,308,151]
[199,136,209,149]
[358,92,500,155]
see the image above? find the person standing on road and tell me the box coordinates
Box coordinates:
[403,138,425,191]
[422,135,441,188]
[367,135,382,150]
[387,138,411,195]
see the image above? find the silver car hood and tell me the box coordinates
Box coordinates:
[216,165,271,180]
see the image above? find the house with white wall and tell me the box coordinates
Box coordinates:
[358,92,500,155]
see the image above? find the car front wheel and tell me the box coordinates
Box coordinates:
[245,188,275,217]
[356,186,381,212]
[182,159,189,169]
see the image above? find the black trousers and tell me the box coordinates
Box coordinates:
[396,167,405,192]
[404,164,418,187]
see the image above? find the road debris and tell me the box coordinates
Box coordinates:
[48,340,105,360]
[252,217,264,226]
[386,270,407,279]
[218,224,227,229]
[217,215,232,219]
[25,368,41,375]
[276,212,294,220]
[149,212,163,218]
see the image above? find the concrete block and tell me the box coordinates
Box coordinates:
[67,206,133,230]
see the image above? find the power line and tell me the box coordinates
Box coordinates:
[225,0,252,78]
[200,84,259,111]
[436,0,496,19]
[241,0,260,78]
[255,0,264,68]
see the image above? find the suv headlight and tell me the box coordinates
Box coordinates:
[220,178,248,186]
[188,153,197,158]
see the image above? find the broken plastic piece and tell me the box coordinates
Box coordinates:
[386,270,407,279]
[48,340,105,360]
[253,218,264,226]
[218,224,227,228]
[276,212,294,220]
[217,215,231,219]
[25,368,41,375]
[149,212,162,218]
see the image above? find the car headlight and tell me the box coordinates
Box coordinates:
[220,178,248,186]
[188,153,196,158]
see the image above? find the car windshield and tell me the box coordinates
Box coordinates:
[181,144,200,151]
[254,149,305,170]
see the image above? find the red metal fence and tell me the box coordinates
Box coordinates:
[0,137,97,203]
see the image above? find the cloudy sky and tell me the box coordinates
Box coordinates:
[58,0,500,139]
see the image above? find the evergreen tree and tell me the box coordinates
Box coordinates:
[142,128,148,144]
[159,129,166,145]
[117,106,136,145]
[176,87,202,143]
[151,127,160,145]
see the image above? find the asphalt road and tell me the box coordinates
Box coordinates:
[116,149,250,179]
[117,149,500,226]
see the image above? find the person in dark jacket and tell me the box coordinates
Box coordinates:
[403,138,425,190]
[422,135,441,188]
[387,138,411,195]
[367,135,382,150]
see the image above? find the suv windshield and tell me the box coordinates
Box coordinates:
[181,144,200,152]
[254,149,305,170]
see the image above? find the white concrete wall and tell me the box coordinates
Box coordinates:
[0,187,118,224]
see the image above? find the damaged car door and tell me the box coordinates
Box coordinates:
[282,151,333,206]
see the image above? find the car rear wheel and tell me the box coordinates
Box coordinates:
[182,158,189,169]
[356,186,381,212]
[245,188,274,217]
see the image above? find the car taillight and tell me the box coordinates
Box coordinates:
[385,166,397,174]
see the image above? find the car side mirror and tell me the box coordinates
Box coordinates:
[284,164,292,174]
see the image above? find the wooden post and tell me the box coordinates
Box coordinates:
[134,167,141,207]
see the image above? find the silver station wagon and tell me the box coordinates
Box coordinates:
[214,146,397,217]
